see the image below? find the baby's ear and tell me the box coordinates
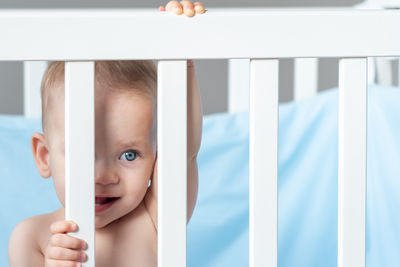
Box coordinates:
[31,132,51,178]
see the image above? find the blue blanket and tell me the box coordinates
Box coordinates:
[1,84,399,266]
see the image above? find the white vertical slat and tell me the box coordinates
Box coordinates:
[338,58,367,267]
[249,59,279,267]
[158,60,187,267]
[367,58,376,85]
[398,59,400,87]
[65,61,95,267]
[228,59,250,113]
[375,58,392,86]
[23,61,48,118]
[294,58,318,101]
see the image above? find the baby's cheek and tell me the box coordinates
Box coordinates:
[125,174,150,203]
[52,174,66,207]
[49,154,66,206]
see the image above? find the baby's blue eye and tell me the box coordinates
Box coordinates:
[120,150,137,162]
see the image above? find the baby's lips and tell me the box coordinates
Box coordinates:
[95,197,109,205]
[95,196,120,205]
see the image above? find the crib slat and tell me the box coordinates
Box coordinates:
[65,62,95,267]
[294,58,318,101]
[249,59,278,267]
[375,58,392,86]
[338,58,367,267]
[158,60,187,267]
[228,59,250,112]
[398,59,400,87]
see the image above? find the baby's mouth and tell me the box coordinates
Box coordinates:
[95,197,120,213]
[95,197,119,206]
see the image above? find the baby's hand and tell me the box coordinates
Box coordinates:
[159,0,205,17]
[44,220,87,267]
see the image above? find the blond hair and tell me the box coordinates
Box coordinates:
[40,60,157,132]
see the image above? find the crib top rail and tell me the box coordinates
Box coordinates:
[1,8,400,61]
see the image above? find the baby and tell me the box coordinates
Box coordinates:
[8,1,205,266]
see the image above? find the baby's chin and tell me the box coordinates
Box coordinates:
[94,203,134,229]
[95,221,109,229]
[95,215,121,229]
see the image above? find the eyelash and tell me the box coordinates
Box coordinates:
[119,150,139,162]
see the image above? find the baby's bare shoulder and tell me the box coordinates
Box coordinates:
[8,209,63,267]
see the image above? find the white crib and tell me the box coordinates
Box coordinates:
[1,7,400,267]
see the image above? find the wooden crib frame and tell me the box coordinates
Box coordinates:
[1,8,400,267]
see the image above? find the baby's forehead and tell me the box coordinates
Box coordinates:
[43,81,155,130]
[45,82,154,106]
[47,86,154,118]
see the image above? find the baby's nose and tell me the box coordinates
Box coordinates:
[95,173,119,185]
[95,161,119,185]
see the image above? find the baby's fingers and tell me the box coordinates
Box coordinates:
[46,246,87,262]
[180,1,195,17]
[160,1,205,17]
[194,2,205,14]
[50,220,78,234]
[50,233,87,250]
[165,1,183,15]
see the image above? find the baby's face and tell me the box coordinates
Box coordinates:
[46,83,156,228]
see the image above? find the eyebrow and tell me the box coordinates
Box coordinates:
[115,140,143,148]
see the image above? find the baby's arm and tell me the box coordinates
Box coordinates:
[8,218,44,266]
[161,1,204,223]
[145,1,204,228]
[9,218,87,267]
[159,2,204,223]
[186,59,202,221]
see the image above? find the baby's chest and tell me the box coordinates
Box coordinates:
[95,236,156,267]
[95,214,157,267]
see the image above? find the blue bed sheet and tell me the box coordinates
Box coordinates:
[1,84,399,266]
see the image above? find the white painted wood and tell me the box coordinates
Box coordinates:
[294,58,318,101]
[23,61,47,118]
[360,0,400,9]
[1,9,400,60]
[354,0,382,10]
[65,62,95,267]
[398,59,400,87]
[249,59,278,267]
[376,58,393,86]
[158,60,187,267]
[367,58,376,84]
[228,59,250,112]
[380,0,400,8]
[338,58,367,267]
